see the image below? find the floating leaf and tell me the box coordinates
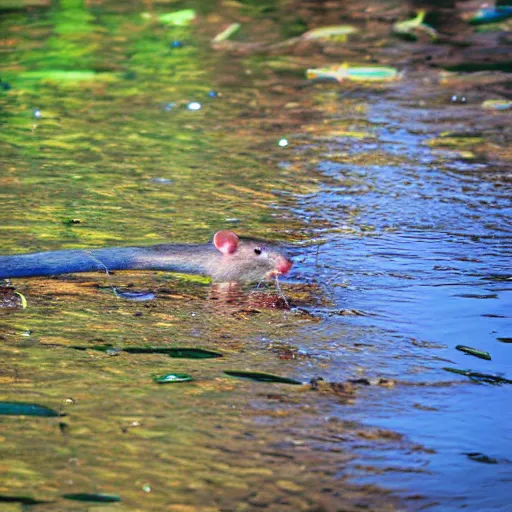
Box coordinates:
[63,493,121,503]
[0,496,53,505]
[466,452,499,464]
[302,25,358,41]
[17,71,116,83]
[0,402,62,417]
[470,7,512,25]
[482,99,512,111]
[443,367,512,384]
[158,9,196,26]
[70,344,116,352]
[153,373,193,383]
[165,348,223,359]
[213,23,241,43]
[393,10,438,40]
[307,64,400,83]
[69,345,223,358]
[225,371,302,384]
[14,291,27,309]
[113,288,156,301]
[455,345,491,360]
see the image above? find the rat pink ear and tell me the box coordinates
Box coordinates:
[213,230,240,255]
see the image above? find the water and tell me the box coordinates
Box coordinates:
[1,2,511,510]
[285,81,512,509]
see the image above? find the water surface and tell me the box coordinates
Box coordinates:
[1,1,511,510]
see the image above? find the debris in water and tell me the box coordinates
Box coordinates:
[482,99,512,111]
[213,23,241,43]
[69,344,223,358]
[156,9,196,26]
[151,177,173,184]
[455,345,491,360]
[18,71,116,83]
[301,25,358,41]
[62,493,121,503]
[113,288,156,302]
[307,64,400,83]
[225,370,302,384]
[443,367,512,384]
[0,402,63,417]
[14,291,27,309]
[470,7,512,25]
[126,347,223,359]
[393,10,438,40]
[153,373,193,383]
[466,452,501,464]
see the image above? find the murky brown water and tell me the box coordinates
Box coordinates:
[1,1,511,511]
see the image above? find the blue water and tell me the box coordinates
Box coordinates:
[286,85,512,510]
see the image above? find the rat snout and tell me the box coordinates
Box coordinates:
[276,255,293,275]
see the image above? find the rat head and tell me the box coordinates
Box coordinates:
[211,230,293,283]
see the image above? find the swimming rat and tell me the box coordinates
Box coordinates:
[0,230,293,283]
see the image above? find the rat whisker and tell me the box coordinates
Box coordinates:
[84,251,110,276]
[274,274,290,308]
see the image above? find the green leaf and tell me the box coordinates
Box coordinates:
[63,493,121,503]
[158,9,196,26]
[0,402,62,417]
[213,23,241,43]
[69,345,223,358]
[307,65,400,83]
[14,291,27,309]
[443,367,512,384]
[482,100,512,111]
[224,370,302,384]
[153,373,193,383]
[125,347,223,359]
[302,25,358,40]
[455,345,491,360]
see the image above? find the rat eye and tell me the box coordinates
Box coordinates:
[254,247,262,255]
